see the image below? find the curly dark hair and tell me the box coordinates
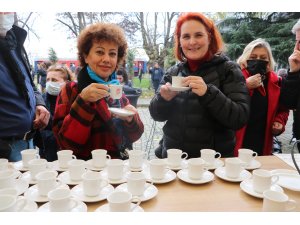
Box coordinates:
[77,23,128,67]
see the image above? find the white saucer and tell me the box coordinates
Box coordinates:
[19,171,37,185]
[108,107,135,117]
[240,178,284,198]
[214,167,252,182]
[204,159,224,170]
[164,159,188,171]
[115,183,158,202]
[169,86,190,92]
[71,183,114,203]
[145,170,177,184]
[24,183,69,203]
[0,179,29,196]
[22,199,38,212]
[270,170,300,192]
[85,159,106,171]
[95,203,144,212]
[47,160,69,172]
[124,159,149,172]
[177,169,215,184]
[38,199,88,212]
[13,161,29,171]
[243,160,262,170]
[57,171,83,185]
[99,170,128,185]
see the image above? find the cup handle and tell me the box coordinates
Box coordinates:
[252,152,258,159]
[145,180,154,191]
[271,175,279,185]
[131,197,141,211]
[215,152,221,159]
[181,152,188,160]
[55,179,63,188]
[101,179,109,188]
[286,199,297,211]
[35,154,40,159]
[16,196,27,212]
[106,155,111,160]
[69,198,80,211]
[72,155,77,159]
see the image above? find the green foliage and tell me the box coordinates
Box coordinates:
[48,47,58,64]
[164,47,176,69]
[126,49,135,80]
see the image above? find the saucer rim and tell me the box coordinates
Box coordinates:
[145,169,177,184]
[48,160,69,172]
[99,170,128,185]
[169,86,191,92]
[108,107,135,117]
[203,159,224,170]
[85,159,106,171]
[124,159,149,171]
[115,183,158,202]
[177,169,214,184]
[214,167,252,182]
[24,184,48,202]
[57,171,83,185]
[94,203,144,212]
[243,159,262,170]
[71,183,114,203]
[163,158,188,171]
[37,199,88,212]
[240,178,284,198]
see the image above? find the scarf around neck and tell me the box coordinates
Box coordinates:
[87,66,120,85]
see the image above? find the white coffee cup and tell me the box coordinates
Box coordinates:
[262,190,297,212]
[81,171,108,197]
[28,158,48,181]
[126,172,153,196]
[91,149,111,168]
[149,158,169,180]
[36,170,61,196]
[252,169,279,194]
[128,150,146,169]
[57,150,77,169]
[0,169,16,189]
[225,158,245,178]
[109,84,123,99]
[238,148,258,166]
[167,149,188,167]
[0,158,9,170]
[200,149,221,165]
[106,159,126,181]
[67,159,86,181]
[172,76,184,87]
[188,158,208,180]
[21,149,40,168]
[48,188,79,212]
[107,191,141,212]
[0,195,27,212]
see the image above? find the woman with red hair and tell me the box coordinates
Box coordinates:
[149,12,250,159]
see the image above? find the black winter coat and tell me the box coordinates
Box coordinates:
[149,54,250,158]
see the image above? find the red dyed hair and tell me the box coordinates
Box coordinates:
[174,12,224,62]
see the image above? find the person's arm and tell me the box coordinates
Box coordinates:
[280,71,300,109]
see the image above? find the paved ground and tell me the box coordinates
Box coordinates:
[134,97,297,159]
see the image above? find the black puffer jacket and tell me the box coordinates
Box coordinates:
[149,54,250,158]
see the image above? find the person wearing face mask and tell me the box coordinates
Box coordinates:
[33,65,73,161]
[0,12,50,161]
[52,23,144,160]
[149,12,250,159]
[235,38,289,156]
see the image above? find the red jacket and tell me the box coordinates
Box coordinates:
[234,69,289,156]
[52,82,144,159]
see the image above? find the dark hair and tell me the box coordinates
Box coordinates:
[77,22,128,67]
[117,67,129,84]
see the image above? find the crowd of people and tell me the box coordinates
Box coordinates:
[1,12,300,163]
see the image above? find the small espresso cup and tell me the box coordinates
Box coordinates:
[57,150,77,169]
[167,149,188,167]
[21,149,40,168]
[28,158,48,181]
[252,169,279,194]
[107,159,126,181]
[91,149,111,168]
[188,158,208,180]
[48,188,79,212]
[0,158,9,170]
[149,158,169,180]
[0,195,27,212]
[107,191,141,212]
[82,171,108,197]
[128,150,146,169]
[67,159,86,181]
[172,76,184,87]
[36,170,61,196]
[225,158,245,178]
[200,149,221,166]
[262,190,297,212]
[238,148,258,166]
[0,169,16,189]
[109,84,123,99]
[126,172,153,196]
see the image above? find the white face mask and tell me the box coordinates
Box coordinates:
[0,12,15,37]
[46,81,65,96]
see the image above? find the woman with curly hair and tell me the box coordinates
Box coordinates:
[53,23,144,160]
